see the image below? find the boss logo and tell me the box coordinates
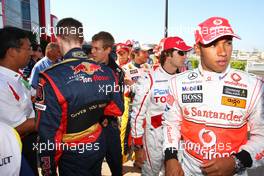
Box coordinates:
[182,93,203,103]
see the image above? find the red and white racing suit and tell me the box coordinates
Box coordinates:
[120,61,151,161]
[131,65,175,175]
[122,61,151,93]
[163,64,264,175]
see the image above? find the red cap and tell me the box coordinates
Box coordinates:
[195,17,241,45]
[163,37,192,51]
[116,43,129,53]
[153,38,166,56]
[125,40,134,47]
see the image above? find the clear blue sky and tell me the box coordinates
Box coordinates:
[51,0,264,51]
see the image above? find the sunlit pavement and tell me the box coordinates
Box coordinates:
[102,160,141,176]
[38,159,264,175]
[101,160,264,176]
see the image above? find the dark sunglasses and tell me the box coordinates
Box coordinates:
[177,50,187,56]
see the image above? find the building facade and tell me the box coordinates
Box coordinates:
[0,0,57,42]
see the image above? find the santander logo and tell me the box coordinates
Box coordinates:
[183,107,242,122]
[183,108,190,116]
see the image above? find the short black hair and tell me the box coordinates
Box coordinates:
[92,31,115,49]
[82,44,92,55]
[32,44,41,51]
[0,26,29,59]
[56,17,83,43]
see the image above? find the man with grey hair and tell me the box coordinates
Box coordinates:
[29,42,61,89]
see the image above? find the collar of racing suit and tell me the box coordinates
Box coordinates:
[63,47,87,60]
[198,63,230,81]
[160,65,180,75]
[132,60,143,68]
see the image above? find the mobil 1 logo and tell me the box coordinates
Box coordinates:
[182,93,203,103]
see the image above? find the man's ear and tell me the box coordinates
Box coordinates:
[194,44,201,56]
[106,47,112,54]
[56,36,62,43]
[6,48,17,58]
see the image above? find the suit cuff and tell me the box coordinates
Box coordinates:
[234,150,253,168]
[164,147,178,161]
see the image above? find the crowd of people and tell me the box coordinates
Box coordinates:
[0,16,263,176]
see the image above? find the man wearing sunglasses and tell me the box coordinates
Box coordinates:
[130,36,192,175]
[163,17,264,176]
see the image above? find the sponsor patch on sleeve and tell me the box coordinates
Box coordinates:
[35,82,46,111]
[221,96,246,108]
[36,83,44,102]
[35,102,47,111]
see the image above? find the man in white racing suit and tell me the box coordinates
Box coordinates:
[131,36,192,175]
[163,17,264,176]
[120,42,152,164]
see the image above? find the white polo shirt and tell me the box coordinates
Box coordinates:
[0,122,22,175]
[0,66,35,127]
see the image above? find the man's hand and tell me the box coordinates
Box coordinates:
[201,157,235,176]
[124,78,134,86]
[165,159,184,176]
[15,118,36,136]
[134,148,146,169]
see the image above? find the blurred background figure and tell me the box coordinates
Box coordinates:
[120,41,152,165]
[116,43,130,67]
[82,41,93,58]
[29,42,61,90]
[22,44,43,79]
[125,40,134,52]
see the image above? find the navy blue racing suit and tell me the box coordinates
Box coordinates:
[35,48,124,176]
[103,56,125,176]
